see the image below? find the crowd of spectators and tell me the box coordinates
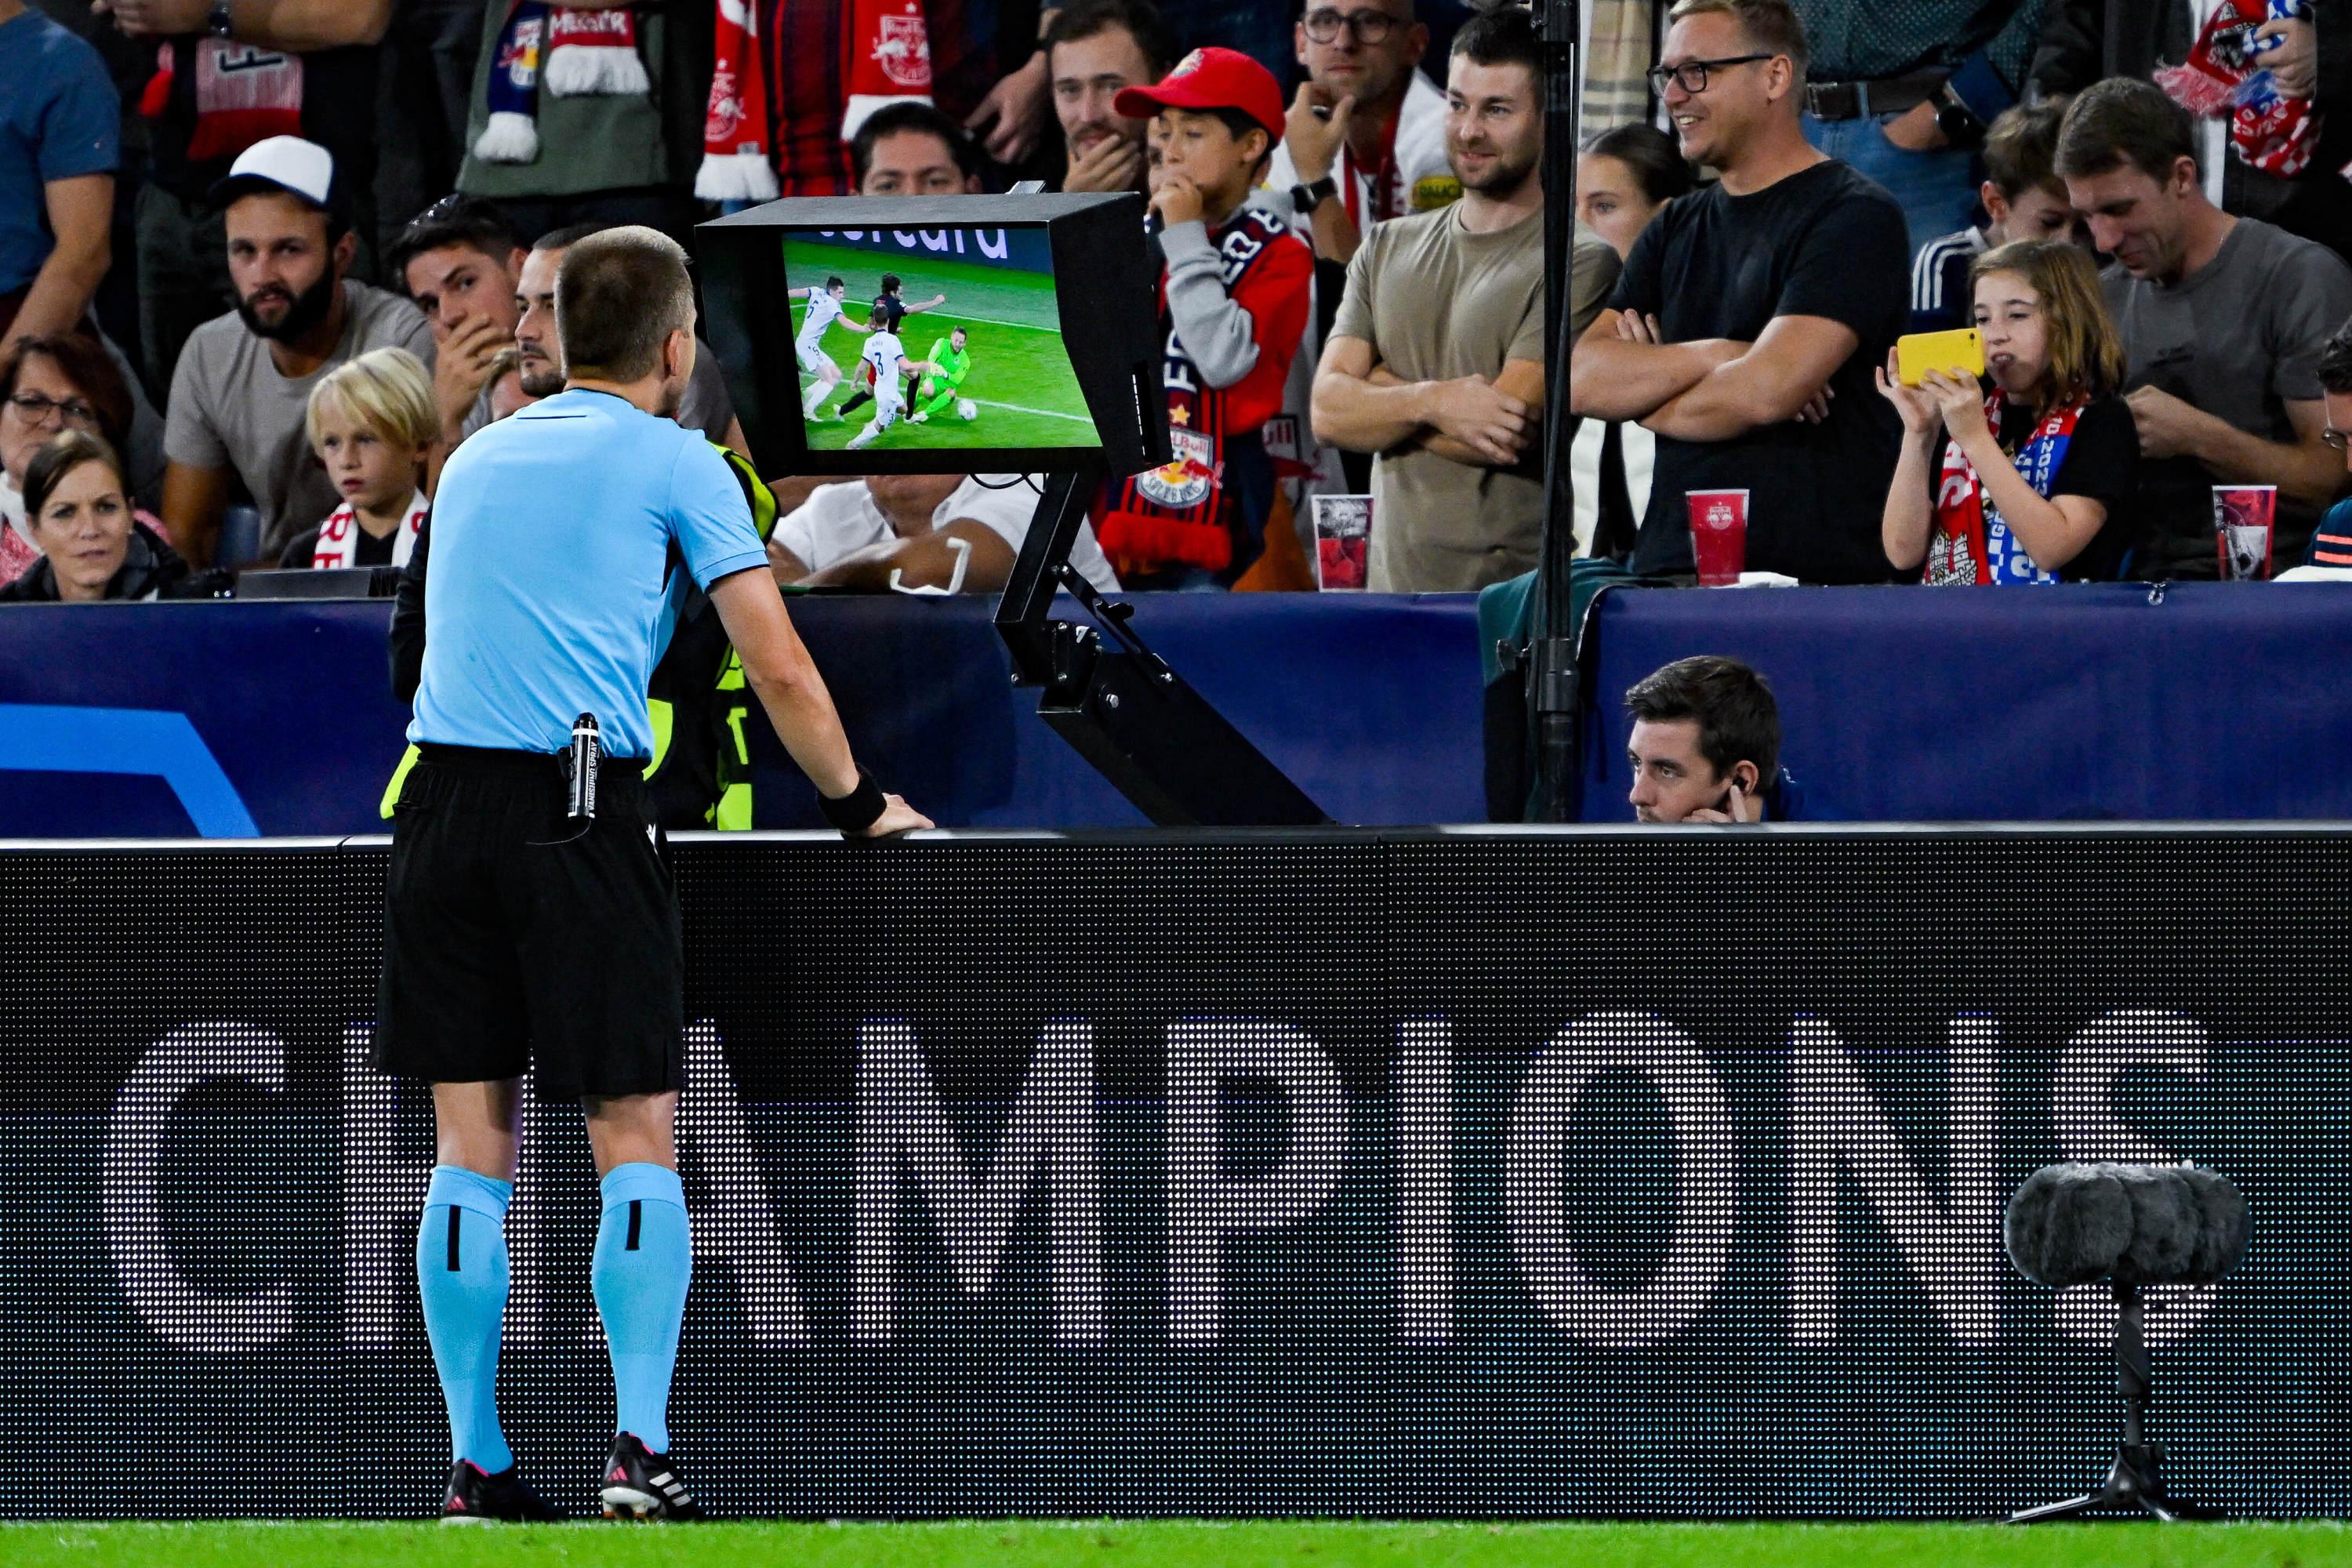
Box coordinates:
[1568,0,2352,588]
[12,0,2352,607]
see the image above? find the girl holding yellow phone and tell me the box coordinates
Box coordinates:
[1875,240,2140,584]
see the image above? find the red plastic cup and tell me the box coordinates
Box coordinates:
[1686,489,1749,587]
[2213,486,2277,581]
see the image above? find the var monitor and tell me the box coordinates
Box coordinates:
[698,194,1170,477]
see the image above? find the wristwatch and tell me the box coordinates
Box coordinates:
[1934,84,1986,151]
[207,1,235,38]
[1289,174,1339,216]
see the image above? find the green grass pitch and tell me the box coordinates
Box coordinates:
[7,1521,2347,1567]
[784,241,1094,455]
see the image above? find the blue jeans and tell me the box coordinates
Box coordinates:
[1802,112,1980,257]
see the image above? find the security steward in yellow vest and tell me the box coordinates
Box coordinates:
[386,446,780,830]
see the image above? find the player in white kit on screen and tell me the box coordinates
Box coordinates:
[789,276,866,419]
[845,297,936,450]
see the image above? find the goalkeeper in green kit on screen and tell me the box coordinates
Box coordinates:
[907,325,974,422]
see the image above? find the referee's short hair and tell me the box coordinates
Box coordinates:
[556,226,695,383]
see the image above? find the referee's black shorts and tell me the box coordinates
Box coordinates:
[374,744,684,1102]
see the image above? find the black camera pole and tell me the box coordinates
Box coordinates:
[1527,0,1583,821]
[993,472,1329,827]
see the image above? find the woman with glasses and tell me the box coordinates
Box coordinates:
[0,333,156,589]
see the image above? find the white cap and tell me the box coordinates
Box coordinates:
[209,136,338,212]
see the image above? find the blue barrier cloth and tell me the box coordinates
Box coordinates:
[7,584,2347,836]
[0,604,408,837]
[0,594,1487,835]
[0,703,257,837]
[1581,582,2352,822]
[743,593,1486,829]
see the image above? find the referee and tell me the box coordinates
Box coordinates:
[376,227,928,1523]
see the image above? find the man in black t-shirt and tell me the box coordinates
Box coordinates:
[1567,0,1907,584]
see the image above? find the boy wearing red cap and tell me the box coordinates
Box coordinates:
[1102,48,1313,588]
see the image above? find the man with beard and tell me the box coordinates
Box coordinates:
[452,222,750,459]
[162,137,434,566]
[1568,0,1908,586]
[1049,0,1176,196]
[1311,7,1586,593]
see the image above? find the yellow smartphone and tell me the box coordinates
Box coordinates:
[1895,327,1986,387]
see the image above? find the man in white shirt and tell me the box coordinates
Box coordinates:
[768,474,1122,594]
[844,314,935,451]
[792,275,869,420]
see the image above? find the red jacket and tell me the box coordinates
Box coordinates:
[1100,205,1312,582]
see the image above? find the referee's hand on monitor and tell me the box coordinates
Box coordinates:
[710,569,938,838]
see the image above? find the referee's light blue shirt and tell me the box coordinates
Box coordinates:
[408,388,771,760]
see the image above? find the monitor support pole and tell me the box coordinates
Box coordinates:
[1527,0,1583,822]
[993,470,1330,827]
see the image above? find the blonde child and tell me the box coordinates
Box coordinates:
[284,347,437,569]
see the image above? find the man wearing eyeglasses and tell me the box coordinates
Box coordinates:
[1267,0,1454,505]
[1570,0,1908,586]
[1270,0,1454,269]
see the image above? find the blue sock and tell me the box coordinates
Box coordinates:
[416,1165,515,1474]
[592,1162,692,1454]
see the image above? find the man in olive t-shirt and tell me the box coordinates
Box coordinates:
[1315,9,1595,593]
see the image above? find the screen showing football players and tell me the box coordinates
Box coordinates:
[784,227,1093,453]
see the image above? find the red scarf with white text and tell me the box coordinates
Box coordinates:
[699,0,780,198]
[140,38,303,165]
[1929,393,2082,586]
[2153,0,2322,179]
[311,492,427,570]
[841,0,935,141]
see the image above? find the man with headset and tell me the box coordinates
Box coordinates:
[376,225,928,1523]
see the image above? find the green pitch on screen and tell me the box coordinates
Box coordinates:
[11,1521,2350,1568]
[784,241,1094,453]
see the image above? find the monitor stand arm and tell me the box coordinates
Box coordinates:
[993,469,1329,827]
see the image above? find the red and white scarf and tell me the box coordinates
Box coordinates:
[311,492,427,570]
[1929,394,2083,586]
[139,39,303,166]
[844,0,935,141]
[2154,0,2321,179]
[697,0,935,199]
[697,0,780,198]
[475,3,650,166]
[544,6,649,96]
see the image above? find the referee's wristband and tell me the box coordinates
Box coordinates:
[819,769,888,834]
